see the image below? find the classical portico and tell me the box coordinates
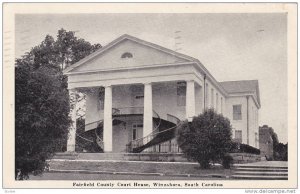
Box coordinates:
[63,34,208,153]
[63,34,260,152]
[66,79,202,152]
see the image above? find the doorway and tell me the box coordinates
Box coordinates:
[132,123,143,141]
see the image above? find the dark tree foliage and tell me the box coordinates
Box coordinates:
[15,29,101,180]
[274,143,288,161]
[176,109,232,169]
[268,126,288,161]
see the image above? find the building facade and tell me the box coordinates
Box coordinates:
[63,34,261,153]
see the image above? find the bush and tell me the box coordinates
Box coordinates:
[230,142,260,155]
[222,154,233,169]
[176,109,232,169]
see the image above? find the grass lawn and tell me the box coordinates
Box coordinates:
[48,160,233,177]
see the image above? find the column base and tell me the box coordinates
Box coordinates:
[187,117,193,122]
[66,145,75,152]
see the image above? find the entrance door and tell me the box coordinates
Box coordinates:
[132,123,143,141]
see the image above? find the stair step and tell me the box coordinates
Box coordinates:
[231,175,288,180]
[234,171,288,176]
[234,167,288,172]
[234,165,288,169]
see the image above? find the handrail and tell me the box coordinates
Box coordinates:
[167,114,181,124]
[75,108,125,151]
[112,106,144,115]
[126,113,180,152]
[76,134,94,143]
[132,113,179,142]
[126,109,161,145]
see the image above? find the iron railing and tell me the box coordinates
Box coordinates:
[75,108,122,151]
[143,141,182,153]
[125,109,162,152]
[126,114,180,153]
[112,106,144,115]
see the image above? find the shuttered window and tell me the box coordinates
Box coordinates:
[235,130,242,143]
[177,82,186,106]
[233,105,242,120]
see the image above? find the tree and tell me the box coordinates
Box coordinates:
[15,29,101,180]
[176,109,232,169]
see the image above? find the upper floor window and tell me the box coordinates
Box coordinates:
[211,88,214,108]
[205,83,209,108]
[235,130,242,143]
[216,93,219,111]
[233,105,242,120]
[220,97,223,113]
[177,81,186,106]
[255,132,258,147]
[121,52,133,59]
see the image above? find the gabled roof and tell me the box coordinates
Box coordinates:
[63,34,198,74]
[219,80,261,107]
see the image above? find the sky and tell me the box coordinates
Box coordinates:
[15,13,287,143]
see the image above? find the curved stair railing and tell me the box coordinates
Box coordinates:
[75,117,104,152]
[125,109,161,152]
[94,122,104,150]
[75,108,122,152]
[126,113,180,153]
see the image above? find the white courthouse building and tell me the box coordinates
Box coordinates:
[63,34,261,153]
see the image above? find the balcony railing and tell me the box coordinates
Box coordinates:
[112,106,144,115]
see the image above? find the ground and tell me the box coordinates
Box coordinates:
[30,160,232,180]
[29,172,224,180]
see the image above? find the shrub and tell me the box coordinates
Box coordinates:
[230,142,260,155]
[222,154,233,169]
[176,109,232,169]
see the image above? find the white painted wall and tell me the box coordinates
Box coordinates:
[204,79,226,114]
[225,96,259,148]
[152,82,186,121]
[112,123,128,152]
[85,89,102,131]
[225,96,247,143]
[73,39,188,72]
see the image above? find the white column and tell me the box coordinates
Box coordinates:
[186,80,196,122]
[103,85,113,152]
[143,83,153,138]
[202,85,205,112]
[67,89,77,152]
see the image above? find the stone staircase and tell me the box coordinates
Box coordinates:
[232,164,288,180]
[51,152,187,162]
[52,152,126,160]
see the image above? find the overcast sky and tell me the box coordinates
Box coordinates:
[15,13,287,143]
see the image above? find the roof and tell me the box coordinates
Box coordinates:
[63,34,228,96]
[219,80,261,107]
[63,34,198,74]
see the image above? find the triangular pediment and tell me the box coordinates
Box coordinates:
[64,34,196,74]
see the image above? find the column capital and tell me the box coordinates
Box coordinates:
[103,84,112,88]
[68,88,77,93]
[186,80,194,83]
[144,82,152,85]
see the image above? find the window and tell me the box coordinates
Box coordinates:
[235,130,242,143]
[132,128,137,140]
[121,52,133,58]
[177,82,186,106]
[233,105,242,120]
[255,132,258,147]
[135,95,144,99]
[205,83,209,108]
[216,93,219,111]
[98,90,104,110]
[220,97,223,113]
[132,123,143,140]
[211,88,214,108]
